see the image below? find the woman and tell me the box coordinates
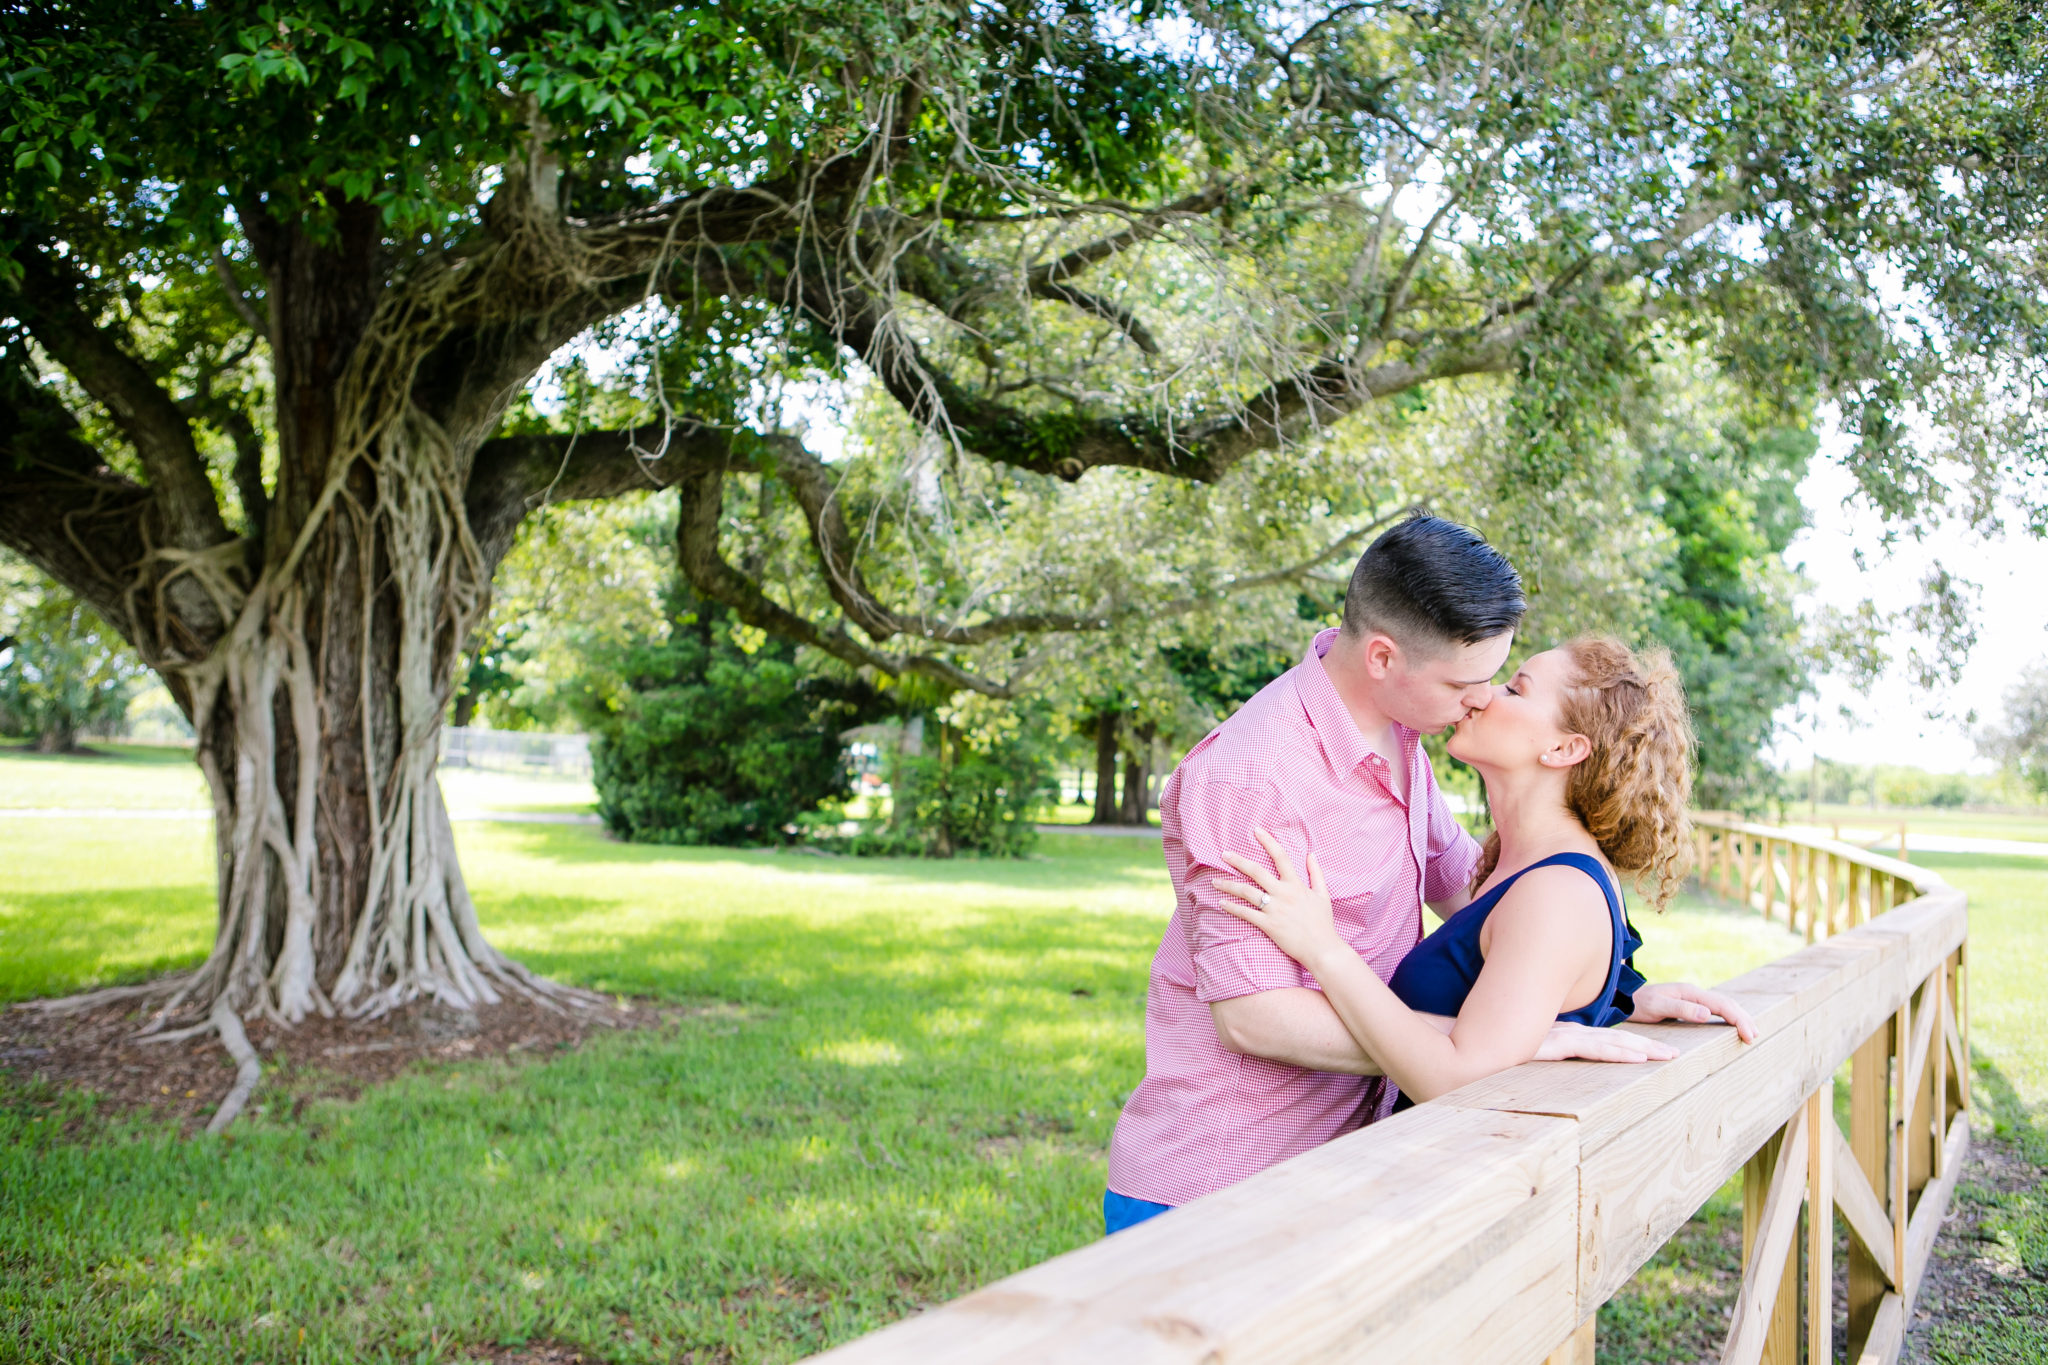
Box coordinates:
[1216,637,1757,1106]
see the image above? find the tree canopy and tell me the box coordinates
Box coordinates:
[6,0,2043,690]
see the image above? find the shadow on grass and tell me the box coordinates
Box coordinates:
[478,821,1175,893]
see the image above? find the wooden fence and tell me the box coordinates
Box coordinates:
[808,817,1968,1365]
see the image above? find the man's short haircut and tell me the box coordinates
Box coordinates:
[1342,514,1525,652]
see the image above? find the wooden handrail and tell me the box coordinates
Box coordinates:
[807,820,1967,1365]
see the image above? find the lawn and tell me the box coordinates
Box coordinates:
[0,740,599,817]
[1795,801,2048,845]
[0,746,2040,1363]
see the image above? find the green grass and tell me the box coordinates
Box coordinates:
[1,809,1179,1363]
[0,740,214,809]
[1794,802,2048,845]
[0,742,597,816]
[1,747,2040,1362]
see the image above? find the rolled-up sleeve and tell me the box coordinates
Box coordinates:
[1174,776,1313,1003]
[1421,766,1483,904]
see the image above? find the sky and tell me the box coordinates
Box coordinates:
[1774,428,2048,775]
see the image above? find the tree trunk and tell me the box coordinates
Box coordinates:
[148,408,574,1028]
[1091,711,1121,825]
[451,688,477,729]
[34,717,77,755]
[1119,722,1155,827]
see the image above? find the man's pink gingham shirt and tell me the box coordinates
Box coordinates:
[1105,628,1482,1207]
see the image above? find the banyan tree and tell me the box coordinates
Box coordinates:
[2,0,2040,1090]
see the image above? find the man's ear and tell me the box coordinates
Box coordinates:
[1544,733,1593,768]
[1361,633,1400,679]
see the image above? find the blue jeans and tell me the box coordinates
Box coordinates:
[1103,1188,1173,1235]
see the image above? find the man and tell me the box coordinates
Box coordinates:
[1104,515,1740,1232]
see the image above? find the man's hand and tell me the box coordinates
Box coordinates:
[1535,1020,1679,1064]
[1630,981,1760,1042]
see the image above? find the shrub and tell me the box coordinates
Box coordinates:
[572,601,873,845]
[879,717,1057,858]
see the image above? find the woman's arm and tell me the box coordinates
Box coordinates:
[1216,830,1631,1102]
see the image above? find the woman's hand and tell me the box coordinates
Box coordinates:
[1215,828,1347,968]
[1629,981,1760,1043]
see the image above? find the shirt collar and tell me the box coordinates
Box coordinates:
[1294,627,1407,779]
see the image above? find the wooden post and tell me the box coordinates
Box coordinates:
[1807,1080,1834,1365]
[1847,862,1865,927]
[1740,834,1754,912]
[1541,1315,1595,1365]
[1909,981,1937,1202]
[1799,846,1812,937]
[1822,851,1838,936]
[1898,819,1910,864]
[1892,1000,1911,1284]
[1847,1019,1892,1347]
[1957,943,1971,1110]
[1743,1127,1802,1365]
[1762,839,1778,922]
[1931,970,1949,1180]
[1810,847,1826,945]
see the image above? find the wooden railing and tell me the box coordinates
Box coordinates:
[810,818,1967,1365]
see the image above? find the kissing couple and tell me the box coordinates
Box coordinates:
[1104,514,1758,1233]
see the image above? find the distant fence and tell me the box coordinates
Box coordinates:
[804,816,1967,1365]
[437,728,591,778]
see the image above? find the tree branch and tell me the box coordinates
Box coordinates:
[673,461,1021,698]
[211,248,269,339]
[1023,186,1229,290]
[0,357,168,652]
[464,421,730,573]
[8,246,230,549]
[764,439,1110,645]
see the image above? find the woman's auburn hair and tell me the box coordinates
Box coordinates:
[1472,635,1697,910]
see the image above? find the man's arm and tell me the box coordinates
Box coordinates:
[1210,989,1389,1074]
[1211,990,1678,1072]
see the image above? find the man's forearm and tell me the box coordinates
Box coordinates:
[1212,990,1381,1072]
[1210,991,1457,1073]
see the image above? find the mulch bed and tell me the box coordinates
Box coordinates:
[0,988,659,1134]
[1902,1125,2048,1363]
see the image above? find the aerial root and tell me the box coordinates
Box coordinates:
[205,997,263,1135]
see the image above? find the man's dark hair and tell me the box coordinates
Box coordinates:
[1342,514,1525,650]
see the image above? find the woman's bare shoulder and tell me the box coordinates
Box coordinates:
[1488,862,1614,935]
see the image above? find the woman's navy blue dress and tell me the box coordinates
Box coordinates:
[1389,850,1646,1031]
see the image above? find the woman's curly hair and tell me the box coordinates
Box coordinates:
[1472,636,1697,909]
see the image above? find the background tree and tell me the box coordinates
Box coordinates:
[460,494,672,730]
[1629,382,1816,811]
[2,0,2041,1059]
[0,550,148,752]
[1978,661,2048,798]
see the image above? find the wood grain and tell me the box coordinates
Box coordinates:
[808,1107,1579,1365]
[1725,1109,1808,1365]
